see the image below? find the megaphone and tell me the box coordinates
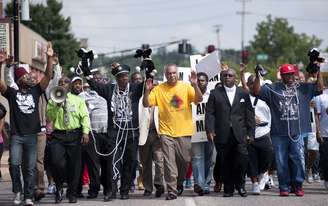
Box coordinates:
[50,86,67,104]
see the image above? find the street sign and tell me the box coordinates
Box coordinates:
[256,54,268,61]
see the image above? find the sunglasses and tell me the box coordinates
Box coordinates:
[223,73,234,78]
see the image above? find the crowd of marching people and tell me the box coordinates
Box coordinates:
[0,43,327,206]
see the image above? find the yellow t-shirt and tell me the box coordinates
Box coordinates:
[148,81,196,137]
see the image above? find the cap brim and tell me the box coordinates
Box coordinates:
[71,76,83,83]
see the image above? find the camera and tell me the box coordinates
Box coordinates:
[134,48,157,79]
[255,64,268,76]
[306,48,325,74]
[76,48,95,76]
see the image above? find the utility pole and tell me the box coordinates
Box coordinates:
[13,0,20,63]
[236,0,251,59]
[213,24,222,56]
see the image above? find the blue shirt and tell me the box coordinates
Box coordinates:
[259,82,319,137]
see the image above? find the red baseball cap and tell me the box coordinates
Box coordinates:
[279,64,296,75]
[14,67,28,81]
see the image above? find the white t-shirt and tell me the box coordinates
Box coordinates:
[314,89,328,138]
[250,95,271,138]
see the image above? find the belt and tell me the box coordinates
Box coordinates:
[53,128,82,134]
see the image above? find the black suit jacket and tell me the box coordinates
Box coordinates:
[88,79,143,131]
[205,86,255,144]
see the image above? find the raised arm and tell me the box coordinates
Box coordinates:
[240,63,249,91]
[142,78,153,107]
[39,42,54,90]
[190,70,203,104]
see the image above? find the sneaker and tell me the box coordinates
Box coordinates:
[313,174,321,183]
[47,183,56,194]
[25,199,34,206]
[324,181,328,190]
[251,182,260,195]
[306,171,313,184]
[13,192,22,205]
[185,179,192,188]
[259,172,269,190]
[294,187,304,197]
[266,175,275,189]
[279,191,289,197]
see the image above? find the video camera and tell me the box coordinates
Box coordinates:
[134,48,157,79]
[76,48,95,76]
[306,48,325,74]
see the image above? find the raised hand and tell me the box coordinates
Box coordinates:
[240,63,246,73]
[189,70,198,85]
[46,42,54,57]
[145,78,153,91]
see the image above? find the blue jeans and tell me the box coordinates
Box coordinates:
[191,141,214,190]
[10,134,37,199]
[272,135,305,192]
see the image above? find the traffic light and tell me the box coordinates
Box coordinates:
[241,50,249,64]
[178,39,192,54]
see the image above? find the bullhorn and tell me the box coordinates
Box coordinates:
[50,86,67,103]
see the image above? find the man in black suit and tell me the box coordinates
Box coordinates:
[205,68,255,197]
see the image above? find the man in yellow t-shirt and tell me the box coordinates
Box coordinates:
[143,64,203,200]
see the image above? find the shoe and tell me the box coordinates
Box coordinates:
[34,191,45,201]
[204,188,210,194]
[223,193,233,197]
[279,191,289,197]
[294,186,304,197]
[87,193,97,199]
[55,188,63,204]
[155,185,164,198]
[25,199,34,206]
[111,193,117,199]
[14,192,22,205]
[68,196,77,203]
[76,193,85,198]
[237,188,248,197]
[120,194,129,200]
[267,175,275,188]
[251,182,260,195]
[214,182,222,193]
[166,193,177,200]
[130,185,135,193]
[177,185,184,196]
[47,184,56,194]
[306,170,313,184]
[259,172,269,190]
[185,179,192,188]
[324,181,328,190]
[313,174,321,183]
[194,184,204,196]
[143,190,152,196]
[137,176,145,190]
[104,195,112,202]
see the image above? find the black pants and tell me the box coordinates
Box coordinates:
[109,127,138,195]
[319,138,328,181]
[247,134,273,178]
[49,137,81,198]
[77,135,101,196]
[216,134,248,194]
[213,145,223,184]
[95,133,115,196]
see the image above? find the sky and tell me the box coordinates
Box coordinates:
[3,0,328,55]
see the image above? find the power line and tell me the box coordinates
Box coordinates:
[73,12,235,30]
[251,12,328,23]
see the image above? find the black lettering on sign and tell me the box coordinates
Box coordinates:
[209,74,219,82]
[196,103,206,115]
[179,72,184,80]
[196,120,205,132]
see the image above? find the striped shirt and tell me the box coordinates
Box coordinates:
[79,90,108,133]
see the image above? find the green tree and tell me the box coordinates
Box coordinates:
[5,0,80,70]
[250,15,322,76]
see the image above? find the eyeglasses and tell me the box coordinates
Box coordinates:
[223,73,234,78]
